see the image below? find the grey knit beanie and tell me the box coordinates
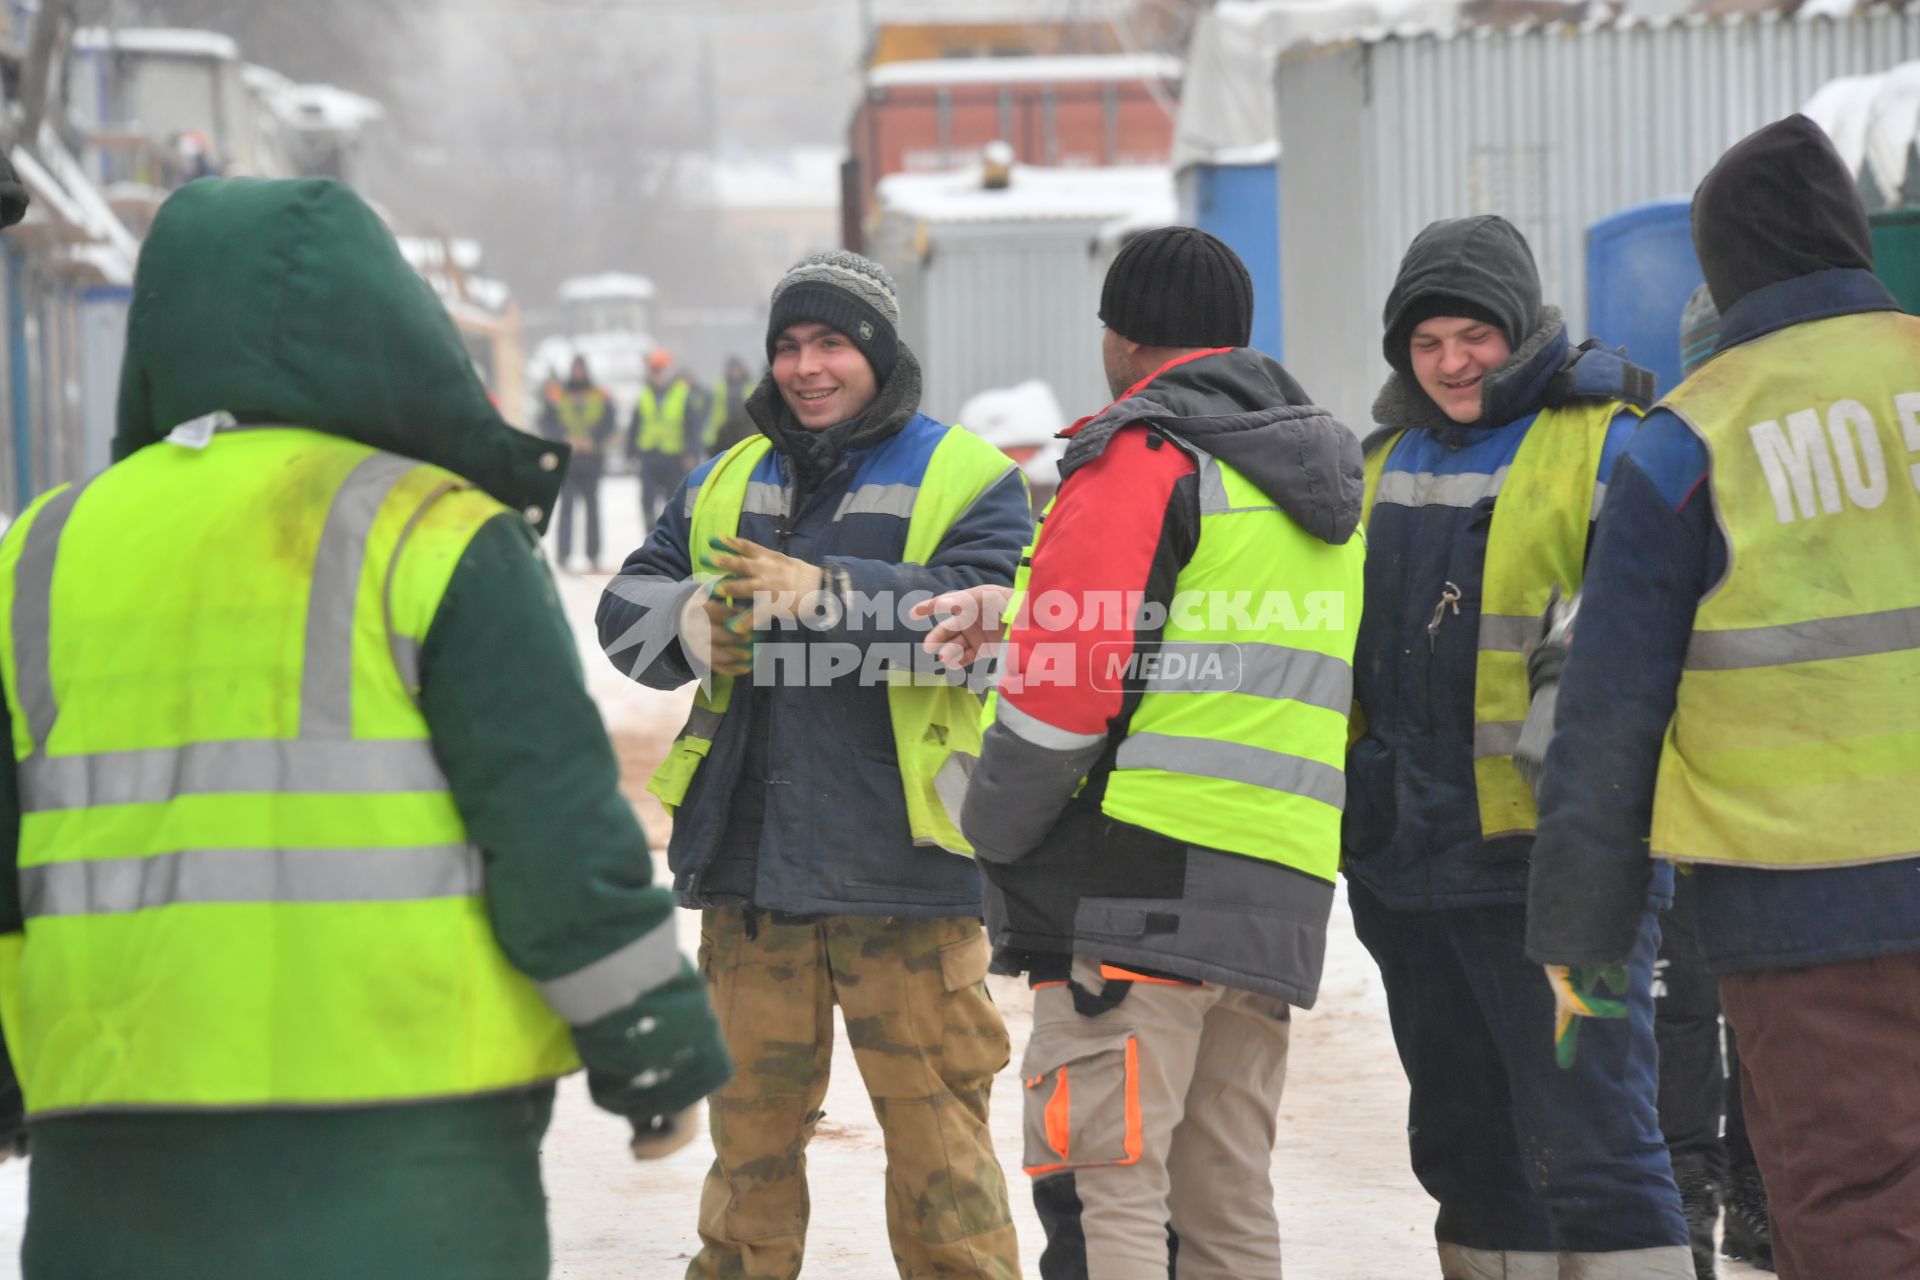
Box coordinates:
[766,250,901,381]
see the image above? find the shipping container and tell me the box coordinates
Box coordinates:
[1586,198,1702,399]
[1278,8,1920,429]
[847,55,1179,250]
[868,163,1174,424]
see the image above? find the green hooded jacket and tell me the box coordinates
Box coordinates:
[0,178,727,1280]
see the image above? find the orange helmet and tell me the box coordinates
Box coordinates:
[646,347,673,371]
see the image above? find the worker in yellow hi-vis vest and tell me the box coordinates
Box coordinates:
[0,177,727,1279]
[1528,114,1920,1280]
[1346,212,1692,1280]
[597,249,1032,1280]
[537,354,615,572]
[629,347,699,530]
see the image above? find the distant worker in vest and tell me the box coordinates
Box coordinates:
[1527,115,1920,1280]
[631,346,699,529]
[596,249,1031,1280]
[947,226,1367,1279]
[0,178,729,1280]
[540,354,616,572]
[706,354,756,456]
[1346,213,1692,1278]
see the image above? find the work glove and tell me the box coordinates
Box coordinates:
[677,582,754,679]
[629,1104,701,1161]
[1544,962,1628,1069]
[704,535,835,628]
[1514,586,1580,800]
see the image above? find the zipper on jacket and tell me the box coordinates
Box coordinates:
[1427,581,1462,653]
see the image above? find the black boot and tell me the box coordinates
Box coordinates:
[1721,1165,1775,1272]
[1671,1152,1722,1280]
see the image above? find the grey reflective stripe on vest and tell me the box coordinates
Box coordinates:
[743,481,789,518]
[1590,480,1609,522]
[20,844,483,917]
[18,739,456,813]
[302,453,419,738]
[1114,732,1346,809]
[835,482,918,521]
[10,479,97,749]
[1479,613,1535,654]
[1141,641,1352,714]
[1472,720,1525,760]
[536,915,682,1026]
[1195,456,1281,516]
[1684,604,1920,672]
[1374,465,1509,510]
[932,750,975,835]
[383,477,461,696]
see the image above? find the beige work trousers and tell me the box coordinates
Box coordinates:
[1021,956,1291,1280]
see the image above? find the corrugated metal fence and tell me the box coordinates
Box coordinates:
[1278,7,1920,429]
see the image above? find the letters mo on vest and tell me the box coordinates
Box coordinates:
[0,427,580,1116]
[1655,310,1920,870]
[647,420,1018,856]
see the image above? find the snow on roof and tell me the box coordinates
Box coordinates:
[396,237,486,274]
[1175,0,1461,169]
[74,27,240,61]
[559,273,659,303]
[959,380,1066,448]
[872,0,1085,21]
[878,163,1174,224]
[32,126,142,266]
[1806,62,1920,199]
[244,66,385,133]
[709,148,844,211]
[868,54,1181,90]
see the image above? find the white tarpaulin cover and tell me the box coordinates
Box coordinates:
[1174,0,1463,171]
[1805,61,1920,203]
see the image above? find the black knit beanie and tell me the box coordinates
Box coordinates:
[1099,226,1253,349]
[766,250,901,382]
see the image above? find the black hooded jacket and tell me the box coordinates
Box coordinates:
[960,348,1364,1002]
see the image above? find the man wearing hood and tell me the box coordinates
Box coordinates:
[597,250,1030,1280]
[0,178,729,1278]
[1528,115,1920,1279]
[956,227,1366,1279]
[1348,214,1692,1279]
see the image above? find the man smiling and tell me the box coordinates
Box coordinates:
[1345,215,1692,1278]
[597,249,1030,1280]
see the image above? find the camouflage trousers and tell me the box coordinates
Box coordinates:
[689,908,1022,1280]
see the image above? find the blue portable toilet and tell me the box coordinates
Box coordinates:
[1586,199,1705,400]
[1179,162,1282,360]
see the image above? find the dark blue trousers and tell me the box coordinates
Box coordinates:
[1348,880,1688,1254]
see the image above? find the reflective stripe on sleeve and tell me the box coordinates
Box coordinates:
[536,915,684,1026]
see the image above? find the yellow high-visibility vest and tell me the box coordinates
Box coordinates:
[1654,309,1920,868]
[647,423,1018,854]
[555,388,608,444]
[635,382,692,456]
[1362,400,1622,837]
[0,427,580,1117]
[992,445,1364,876]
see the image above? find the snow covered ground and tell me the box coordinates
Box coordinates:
[0,473,1764,1277]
